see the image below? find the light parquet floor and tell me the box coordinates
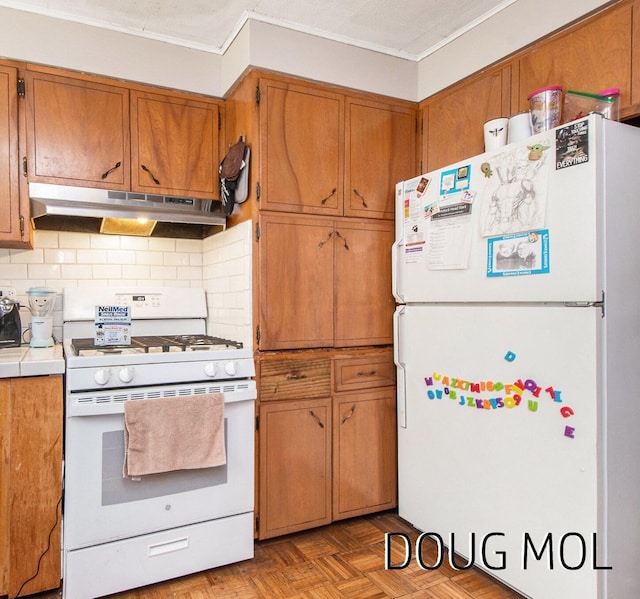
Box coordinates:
[33,511,524,599]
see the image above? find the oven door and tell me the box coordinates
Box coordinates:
[63,381,256,550]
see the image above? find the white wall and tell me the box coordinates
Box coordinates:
[203,220,253,350]
[0,6,223,96]
[0,1,614,101]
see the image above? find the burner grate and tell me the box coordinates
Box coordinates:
[70,335,243,356]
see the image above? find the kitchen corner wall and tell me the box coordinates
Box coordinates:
[0,220,253,348]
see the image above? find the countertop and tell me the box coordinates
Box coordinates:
[0,344,65,378]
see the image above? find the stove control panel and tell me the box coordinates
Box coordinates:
[70,358,255,392]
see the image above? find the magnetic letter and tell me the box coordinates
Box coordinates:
[504,351,516,362]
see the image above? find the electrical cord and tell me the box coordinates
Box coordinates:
[13,494,63,598]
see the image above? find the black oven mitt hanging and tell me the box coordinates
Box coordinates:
[219,136,247,216]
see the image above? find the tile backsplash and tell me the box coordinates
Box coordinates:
[0,221,253,348]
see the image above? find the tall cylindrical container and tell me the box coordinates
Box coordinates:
[528,86,563,133]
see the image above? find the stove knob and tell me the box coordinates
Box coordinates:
[94,369,111,386]
[119,367,134,383]
[204,362,217,377]
[224,361,237,376]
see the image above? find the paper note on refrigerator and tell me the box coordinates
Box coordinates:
[425,198,474,270]
[479,142,552,237]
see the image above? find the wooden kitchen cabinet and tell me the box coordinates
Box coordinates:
[345,96,416,219]
[25,67,223,199]
[259,78,344,216]
[258,396,332,539]
[333,388,397,520]
[419,1,637,171]
[258,213,394,350]
[419,65,511,172]
[130,90,221,198]
[258,355,332,402]
[516,1,632,116]
[334,218,395,347]
[25,69,131,189]
[256,350,396,538]
[0,62,30,248]
[0,375,63,598]
[228,72,415,221]
[333,352,397,520]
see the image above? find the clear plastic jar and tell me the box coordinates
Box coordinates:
[598,88,620,121]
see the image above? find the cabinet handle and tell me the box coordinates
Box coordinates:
[357,370,377,377]
[285,372,307,380]
[318,230,334,248]
[309,410,325,428]
[353,188,368,208]
[341,404,357,424]
[335,230,349,250]
[141,164,161,185]
[101,161,122,180]
[320,188,337,205]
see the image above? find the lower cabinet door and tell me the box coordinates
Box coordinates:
[333,388,397,520]
[258,398,332,539]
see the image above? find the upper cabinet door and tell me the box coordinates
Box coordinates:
[259,79,344,216]
[422,68,509,172]
[25,71,130,188]
[131,91,221,198]
[0,64,28,248]
[345,98,416,219]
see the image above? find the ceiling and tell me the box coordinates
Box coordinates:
[0,0,517,60]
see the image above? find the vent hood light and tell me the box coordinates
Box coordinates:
[29,182,226,238]
[100,217,157,236]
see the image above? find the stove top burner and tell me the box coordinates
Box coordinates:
[70,334,243,356]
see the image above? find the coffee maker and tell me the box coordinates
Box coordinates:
[0,296,22,348]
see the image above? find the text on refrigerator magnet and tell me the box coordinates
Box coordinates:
[504,351,516,362]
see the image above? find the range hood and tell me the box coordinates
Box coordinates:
[29,183,226,238]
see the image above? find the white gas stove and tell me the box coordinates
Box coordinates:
[61,287,256,599]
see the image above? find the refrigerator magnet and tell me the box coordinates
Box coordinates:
[487,229,550,277]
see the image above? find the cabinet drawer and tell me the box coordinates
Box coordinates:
[334,352,395,392]
[259,358,331,401]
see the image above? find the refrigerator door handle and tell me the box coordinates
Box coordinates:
[392,239,405,303]
[393,306,407,428]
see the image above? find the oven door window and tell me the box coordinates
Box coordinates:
[102,424,228,506]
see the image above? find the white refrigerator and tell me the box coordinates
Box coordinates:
[392,114,640,599]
